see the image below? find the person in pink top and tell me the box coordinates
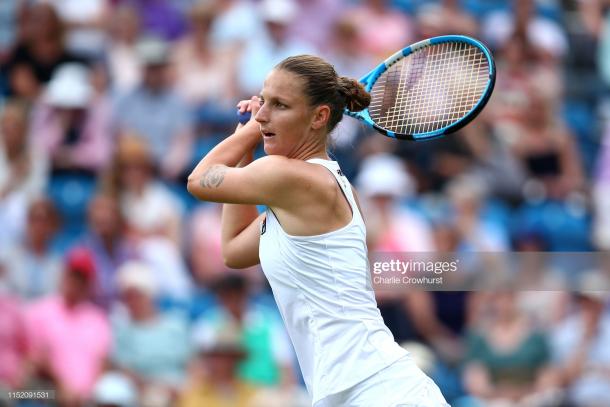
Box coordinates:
[24,247,111,406]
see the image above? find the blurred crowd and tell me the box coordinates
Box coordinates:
[1,0,610,406]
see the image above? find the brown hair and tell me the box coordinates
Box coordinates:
[275,55,370,132]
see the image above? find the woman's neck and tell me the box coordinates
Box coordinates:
[289,134,329,161]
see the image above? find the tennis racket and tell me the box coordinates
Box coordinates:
[238,35,495,141]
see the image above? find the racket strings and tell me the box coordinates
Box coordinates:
[369,42,489,135]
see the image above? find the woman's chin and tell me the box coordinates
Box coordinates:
[263,143,279,156]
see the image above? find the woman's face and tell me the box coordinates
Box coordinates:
[256,69,318,157]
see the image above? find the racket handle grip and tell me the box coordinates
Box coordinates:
[237,110,251,124]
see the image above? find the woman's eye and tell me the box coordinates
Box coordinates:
[275,102,286,108]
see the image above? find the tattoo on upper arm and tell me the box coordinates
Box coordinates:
[200,165,227,188]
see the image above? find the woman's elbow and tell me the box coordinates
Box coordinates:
[186,175,203,198]
[223,253,244,269]
[222,246,253,269]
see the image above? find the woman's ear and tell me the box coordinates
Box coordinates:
[311,105,331,130]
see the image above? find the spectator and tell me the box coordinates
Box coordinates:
[113,37,195,180]
[551,273,610,407]
[24,247,111,405]
[0,99,47,198]
[490,32,563,130]
[193,273,295,387]
[0,99,48,247]
[180,322,261,407]
[500,83,585,201]
[324,17,374,80]
[29,63,114,174]
[356,153,434,252]
[82,193,137,309]
[111,261,191,404]
[4,197,62,300]
[2,3,86,101]
[444,175,509,252]
[461,292,557,405]
[102,135,184,247]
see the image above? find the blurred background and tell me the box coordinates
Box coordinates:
[1,0,610,406]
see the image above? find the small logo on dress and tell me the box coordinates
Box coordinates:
[337,169,343,177]
[260,217,266,235]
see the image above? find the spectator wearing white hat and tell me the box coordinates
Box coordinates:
[29,62,113,174]
[110,261,191,404]
[356,153,434,253]
[180,322,261,407]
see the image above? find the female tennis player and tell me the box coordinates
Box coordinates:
[187,55,449,406]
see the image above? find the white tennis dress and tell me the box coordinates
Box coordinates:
[259,159,449,407]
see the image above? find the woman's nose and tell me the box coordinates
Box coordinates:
[255,104,268,123]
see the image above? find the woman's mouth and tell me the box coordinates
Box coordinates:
[262,131,275,138]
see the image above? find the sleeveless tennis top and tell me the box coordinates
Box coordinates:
[258,158,408,404]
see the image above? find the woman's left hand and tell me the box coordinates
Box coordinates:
[235,96,262,134]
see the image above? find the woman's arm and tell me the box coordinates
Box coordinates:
[186,97,307,206]
[221,148,264,268]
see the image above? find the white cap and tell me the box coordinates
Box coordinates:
[259,0,297,24]
[45,63,92,108]
[356,153,414,198]
[93,372,138,407]
[136,37,170,66]
[116,261,158,297]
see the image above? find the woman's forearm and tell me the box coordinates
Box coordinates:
[187,127,259,185]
